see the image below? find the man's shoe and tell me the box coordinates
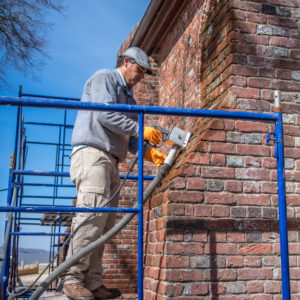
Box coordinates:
[92,285,121,299]
[63,283,94,300]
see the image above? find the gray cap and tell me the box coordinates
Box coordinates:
[122,47,152,75]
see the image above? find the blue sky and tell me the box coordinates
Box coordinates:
[0,0,151,250]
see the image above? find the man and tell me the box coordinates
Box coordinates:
[61,47,166,300]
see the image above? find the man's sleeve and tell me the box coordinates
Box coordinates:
[89,72,139,136]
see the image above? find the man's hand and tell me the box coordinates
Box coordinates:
[141,126,163,146]
[144,147,166,167]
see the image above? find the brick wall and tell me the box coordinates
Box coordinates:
[106,0,300,297]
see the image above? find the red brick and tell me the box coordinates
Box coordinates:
[164,283,184,296]
[202,130,227,141]
[247,77,271,89]
[190,283,209,295]
[211,153,226,166]
[236,144,270,156]
[163,255,185,268]
[233,21,257,33]
[235,168,269,180]
[237,194,270,205]
[239,244,272,255]
[226,256,244,268]
[209,142,236,154]
[247,281,264,293]
[202,166,235,179]
[211,283,227,295]
[194,205,212,217]
[232,64,259,77]
[165,190,204,203]
[236,121,269,132]
[243,181,260,193]
[247,12,267,23]
[205,243,236,255]
[168,177,186,189]
[204,268,237,281]
[265,281,282,294]
[167,204,185,216]
[186,177,206,190]
[232,0,261,12]
[187,153,210,165]
[238,268,273,280]
[205,192,236,205]
[164,269,203,282]
[167,242,204,256]
[270,36,300,49]
[212,205,230,217]
[291,49,300,60]
[231,86,260,99]
[227,232,245,243]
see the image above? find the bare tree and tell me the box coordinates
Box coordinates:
[0,0,63,88]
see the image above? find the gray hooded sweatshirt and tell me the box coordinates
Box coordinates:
[71,69,139,162]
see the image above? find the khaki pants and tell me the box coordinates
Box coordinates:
[61,147,120,291]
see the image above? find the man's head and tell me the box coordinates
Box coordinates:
[117,47,152,89]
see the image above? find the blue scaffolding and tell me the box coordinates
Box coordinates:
[0,90,291,300]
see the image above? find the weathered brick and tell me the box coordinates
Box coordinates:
[226,256,244,268]
[204,268,237,281]
[211,153,226,166]
[237,194,270,205]
[231,86,260,99]
[209,142,237,154]
[235,168,269,180]
[243,181,260,193]
[246,232,262,243]
[227,232,245,243]
[238,244,272,255]
[186,177,206,190]
[236,121,269,132]
[238,268,273,280]
[207,179,224,191]
[265,281,282,293]
[212,205,230,217]
[226,282,246,294]
[225,180,243,192]
[205,192,236,205]
[164,269,203,282]
[205,243,237,255]
[270,36,300,48]
[165,191,204,203]
[231,207,246,217]
[247,207,262,218]
[257,24,273,35]
[247,281,264,293]
[190,283,209,295]
[194,205,212,217]
[190,256,211,268]
[202,166,235,179]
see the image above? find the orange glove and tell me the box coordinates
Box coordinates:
[138,126,163,146]
[144,147,166,167]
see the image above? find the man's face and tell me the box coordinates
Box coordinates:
[123,58,147,88]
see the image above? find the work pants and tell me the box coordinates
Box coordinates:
[62,147,120,291]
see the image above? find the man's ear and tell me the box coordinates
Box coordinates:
[123,56,130,67]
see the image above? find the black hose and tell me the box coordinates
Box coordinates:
[28,148,177,300]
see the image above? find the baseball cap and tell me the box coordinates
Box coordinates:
[122,47,152,75]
